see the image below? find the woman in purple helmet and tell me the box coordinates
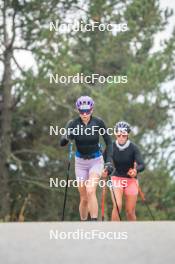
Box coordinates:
[60,96,113,221]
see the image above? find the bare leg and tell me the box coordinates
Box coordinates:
[78,182,88,220]
[86,172,100,219]
[125,195,137,221]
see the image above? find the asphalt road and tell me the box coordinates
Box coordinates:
[0,222,174,264]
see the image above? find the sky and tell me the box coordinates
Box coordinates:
[153,0,175,50]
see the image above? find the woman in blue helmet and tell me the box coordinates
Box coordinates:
[60,96,113,221]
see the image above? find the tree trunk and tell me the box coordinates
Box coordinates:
[0,1,13,221]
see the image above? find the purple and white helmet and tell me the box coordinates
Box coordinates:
[76,96,94,111]
[115,121,131,133]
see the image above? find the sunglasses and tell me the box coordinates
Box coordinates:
[78,109,92,115]
[116,133,128,138]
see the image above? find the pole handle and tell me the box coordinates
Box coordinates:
[68,142,73,161]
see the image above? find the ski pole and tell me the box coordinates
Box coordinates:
[138,185,155,220]
[100,143,107,221]
[101,177,107,221]
[61,142,73,221]
[133,162,155,220]
[109,170,122,221]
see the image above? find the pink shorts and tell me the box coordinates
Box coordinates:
[111,176,139,196]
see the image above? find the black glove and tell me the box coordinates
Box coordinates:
[66,128,74,140]
[60,130,74,147]
[104,162,113,176]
